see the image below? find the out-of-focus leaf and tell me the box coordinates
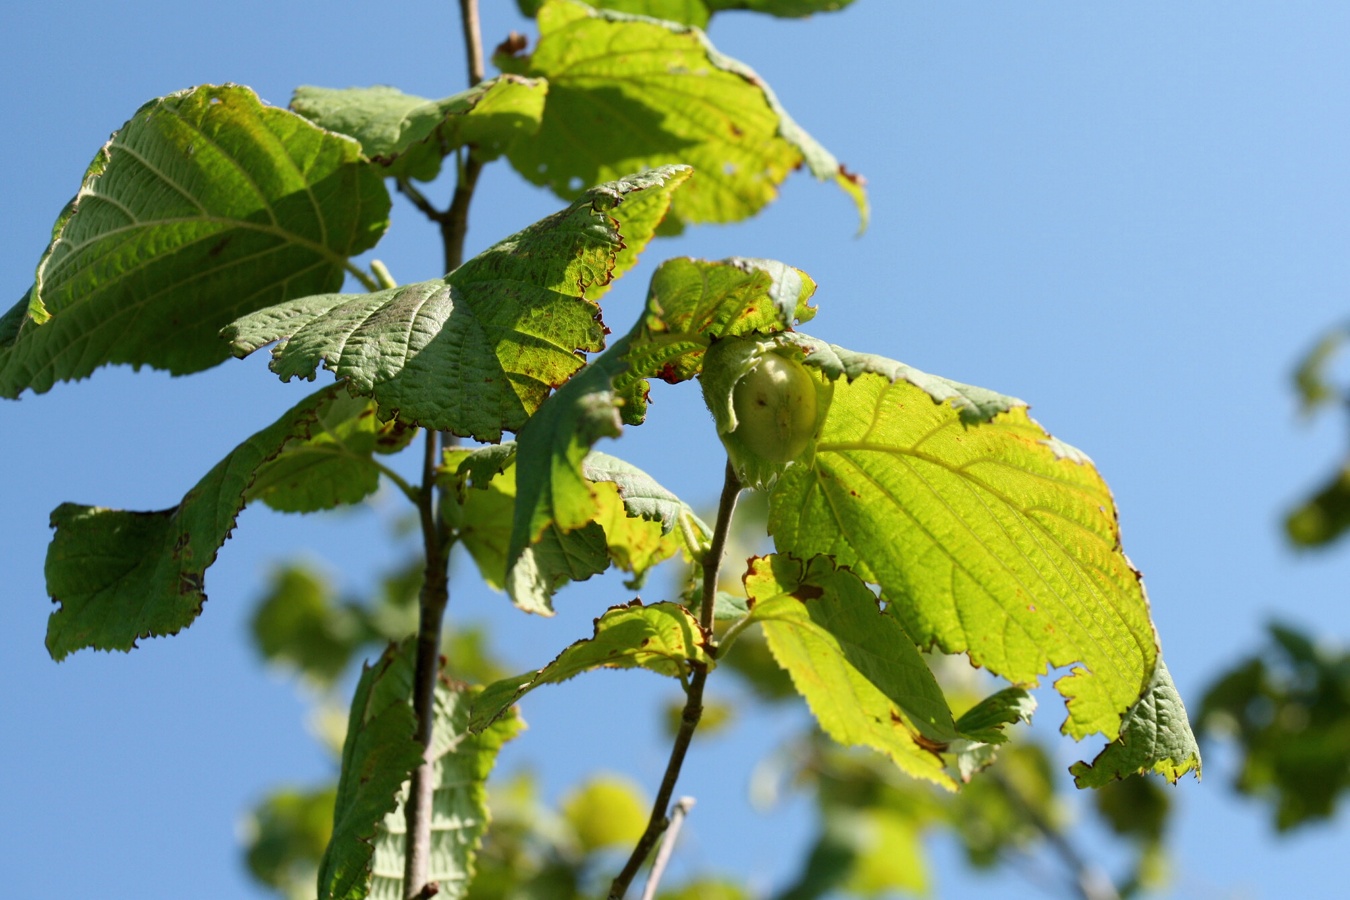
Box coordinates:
[250,565,362,687]
[292,77,547,181]
[1070,661,1201,787]
[244,786,337,900]
[1286,462,1350,547]
[499,1,866,229]
[45,385,348,660]
[745,554,957,788]
[1198,623,1350,829]
[1293,324,1350,414]
[517,0,854,24]
[470,601,711,732]
[227,167,689,440]
[560,775,649,852]
[950,687,1037,782]
[0,84,389,397]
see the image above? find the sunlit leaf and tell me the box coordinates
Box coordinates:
[0,85,389,397]
[226,167,689,440]
[1070,661,1201,787]
[768,338,1163,745]
[517,0,855,25]
[292,76,548,181]
[506,256,808,609]
[498,0,866,229]
[470,601,711,731]
[745,554,957,788]
[44,385,351,660]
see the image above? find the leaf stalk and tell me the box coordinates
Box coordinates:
[607,460,742,900]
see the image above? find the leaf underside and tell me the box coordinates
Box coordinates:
[0,84,390,397]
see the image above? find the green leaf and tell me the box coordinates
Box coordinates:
[768,342,1162,743]
[226,167,690,440]
[517,0,855,24]
[441,445,700,612]
[1070,660,1201,787]
[0,84,390,397]
[368,686,522,900]
[1293,323,1350,414]
[470,601,711,731]
[247,394,416,512]
[250,565,363,688]
[244,786,338,900]
[1285,461,1350,547]
[950,687,1037,782]
[498,0,866,229]
[319,643,424,900]
[505,257,809,609]
[744,554,958,789]
[291,77,548,182]
[44,384,351,660]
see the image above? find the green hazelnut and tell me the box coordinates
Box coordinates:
[732,352,819,464]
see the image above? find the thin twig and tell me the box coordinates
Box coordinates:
[442,152,483,273]
[640,797,695,900]
[403,430,453,899]
[459,0,485,87]
[608,461,742,900]
[990,769,1121,900]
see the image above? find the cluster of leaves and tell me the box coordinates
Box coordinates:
[5,1,1201,898]
[1198,623,1350,831]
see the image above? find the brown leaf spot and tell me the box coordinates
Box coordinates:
[838,164,867,189]
[791,584,824,602]
[495,32,528,57]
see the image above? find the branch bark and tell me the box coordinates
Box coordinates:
[607,461,742,900]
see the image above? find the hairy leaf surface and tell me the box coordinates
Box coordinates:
[499,0,866,229]
[0,85,390,397]
[368,685,521,900]
[471,601,711,731]
[319,643,424,900]
[291,77,547,182]
[319,642,521,900]
[45,385,357,660]
[226,167,690,440]
[768,344,1164,744]
[745,554,957,788]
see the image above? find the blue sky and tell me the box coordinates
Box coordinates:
[4,2,1350,897]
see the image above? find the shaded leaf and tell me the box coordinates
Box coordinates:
[251,565,363,687]
[244,785,338,900]
[319,643,425,900]
[291,76,548,181]
[768,342,1163,744]
[1198,623,1350,829]
[45,385,350,660]
[498,0,865,229]
[744,554,957,788]
[471,601,711,731]
[951,688,1037,782]
[1,84,390,397]
[1070,660,1201,787]
[1285,461,1350,547]
[226,167,690,440]
[247,394,416,513]
[369,686,522,900]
